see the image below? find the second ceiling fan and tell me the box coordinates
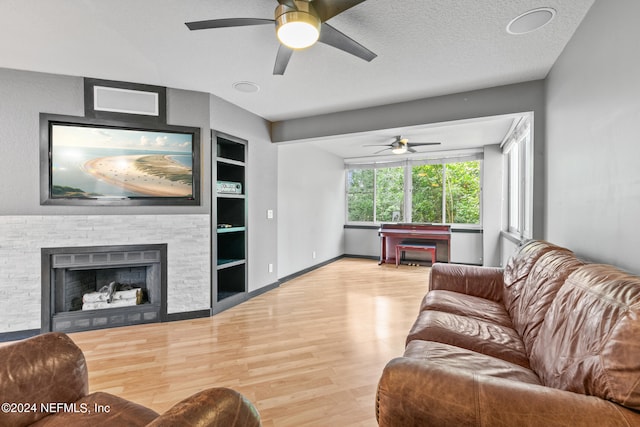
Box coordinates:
[365,136,442,154]
[185,0,376,75]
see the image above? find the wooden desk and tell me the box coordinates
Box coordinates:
[378,223,451,265]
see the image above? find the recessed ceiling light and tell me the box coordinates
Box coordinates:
[233,81,260,93]
[507,7,556,35]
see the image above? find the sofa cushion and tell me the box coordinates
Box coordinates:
[420,290,512,327]
[530,264,640,410]
[377,342,541,427]
[502,240,571,317]
[429,263,505,302]
[406,310,529,368]
[511,250,583,355]
[377,356,640,427]
[31,392,159,427]
[404,340,542,385]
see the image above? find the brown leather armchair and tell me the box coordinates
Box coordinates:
[0,332,261,427]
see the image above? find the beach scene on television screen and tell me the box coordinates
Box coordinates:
[51,124,194,199]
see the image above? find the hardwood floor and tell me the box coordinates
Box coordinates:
[68,258,431,426]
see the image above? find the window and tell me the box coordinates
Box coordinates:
[444,161,481,224]
[376,166,404,222]
[411,164,444,223]
[346,156,482,225]
[504,117,533,238]
[508,143,520,231]
[346,168,374,222]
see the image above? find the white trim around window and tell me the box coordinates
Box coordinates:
[503,116,533,239]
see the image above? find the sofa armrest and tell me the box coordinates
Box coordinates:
[377,357,640,427]
[429,263,504,302]
[146,388,261,427]
[0,332,89,426]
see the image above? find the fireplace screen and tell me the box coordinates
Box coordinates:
[42,244,167,333]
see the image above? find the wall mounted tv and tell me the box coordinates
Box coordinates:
[40,114,201,206]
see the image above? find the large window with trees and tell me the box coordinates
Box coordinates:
[346,168,374,222]
[443,161,482,223]
[376,166,404,222]
[346,155,481,225]
[411,164,444,223]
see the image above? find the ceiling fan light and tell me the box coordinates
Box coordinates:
[391,146,407,154]
[276,11,320,49]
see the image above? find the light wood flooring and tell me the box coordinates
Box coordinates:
[68,258,431,426]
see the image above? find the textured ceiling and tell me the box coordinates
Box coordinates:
[0,0,594,159]
[1,0,594,123]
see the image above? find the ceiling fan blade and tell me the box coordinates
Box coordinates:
[314,0,368,22]
[273,44,294,75]
[318,23,377,62]
[408,142,442,146]
[185,18,274,31]
[374,147,391,154]
[408,147,417,153]
[362,144,391,147]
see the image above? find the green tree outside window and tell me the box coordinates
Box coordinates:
[346,160,480,225]
[346,169,374,222]
[411,164,443,223]
[376,166,404,222]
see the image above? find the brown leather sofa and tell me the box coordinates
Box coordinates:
[0,332,261,427]
[376,240,640,426]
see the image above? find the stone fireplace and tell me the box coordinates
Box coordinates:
[41,244,167,333]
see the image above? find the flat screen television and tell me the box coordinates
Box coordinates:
[40,114,200,206]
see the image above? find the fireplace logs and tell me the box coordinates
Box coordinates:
[82,282,144,310]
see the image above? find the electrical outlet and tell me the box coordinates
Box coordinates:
[268,263,273,273]
[312,251,316,259]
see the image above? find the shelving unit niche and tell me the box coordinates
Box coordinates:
[217,197,244,229]
[217,264,245,301]
[214,133,247,305]
[217,230,245,267]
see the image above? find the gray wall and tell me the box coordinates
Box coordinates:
[0,67,278,332]
[344,227,379,258]
[0,68,211,215]
[277,143,345,277]
[210,94,278,291]
[545,0,640,273]
[0,69,83,213]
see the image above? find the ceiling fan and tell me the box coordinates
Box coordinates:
[365,136,442,154]
[185,0,376,75]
